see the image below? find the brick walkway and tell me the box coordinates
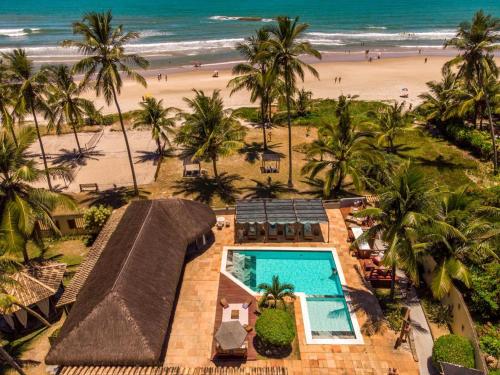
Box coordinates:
[164,209,419,375]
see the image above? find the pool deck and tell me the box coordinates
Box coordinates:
[164,208,419,374]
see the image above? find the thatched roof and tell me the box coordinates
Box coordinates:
[1,262,66,315]
[58,366,288,375]
[46,199,215,367]
[56,207,126,308]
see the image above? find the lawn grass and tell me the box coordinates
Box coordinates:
[149,99,494,206]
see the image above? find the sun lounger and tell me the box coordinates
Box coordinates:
[247,224,257,239]
[268,223,278,239]
[303,223,313,240]
[285,224,295,240]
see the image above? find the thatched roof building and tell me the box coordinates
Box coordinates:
[46,199,215,367]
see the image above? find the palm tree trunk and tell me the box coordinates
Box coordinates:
[156,138,162,155]
[13,303,51,328]
[212,158,219,178]
[21,246,29,264]
[0,345,27,375]
[485,99,498,175]
[111,85,139,195]
[31,105,52,191]
[285,77,293,188]
[390,264,397,300]
[71,123,82,154]
[261,100,267,150]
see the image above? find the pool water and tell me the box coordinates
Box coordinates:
[227,249,356,340]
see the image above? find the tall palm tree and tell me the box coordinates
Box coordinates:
[133,97,176,155]
[418,66,458,126]
[355,162,464,299]
[45,64,96,154]
[267,16,321,187]
[244,177,292,199]
[1,49,52,190]
[0,128,74,263]
[229,28,279,150]
[62,11,149,195]
[175,90,246,178]
[302,95,376,197]
[369,101,412,153]
[0,62,17,147]
[445,10,499,174]
[257,275,295,308]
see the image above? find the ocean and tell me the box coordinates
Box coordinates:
[0,0,498,66]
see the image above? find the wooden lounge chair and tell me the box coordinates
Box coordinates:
[303,223,313,240]
[285,224,295,240]
[268,223,278,239]
[247,224,257,240]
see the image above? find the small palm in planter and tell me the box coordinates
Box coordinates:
[257,275,295,309]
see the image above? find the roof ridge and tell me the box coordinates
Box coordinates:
[110,201,154,292]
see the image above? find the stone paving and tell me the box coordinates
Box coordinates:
[164,209,419,375]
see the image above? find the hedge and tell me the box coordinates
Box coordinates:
[432,334,475,369]
[255,309,295,346]
[445,124,494,160]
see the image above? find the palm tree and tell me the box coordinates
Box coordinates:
[369,101,412,153]
[445,10,499,174]
[176,90,246,178]
[0,128,75,263]
[267,16,322,187]
[302,95,376,197]
[63,11,149,195]
[133,97,177,155]
[45,64,96,154]
[229,28,278,150]
[257,275,295,308]
[0,62,17,147]
[244,177,292,199]
[418,66,458,126]
[294,88,313,117]
[355,162,464,299]
[1,49,52,190]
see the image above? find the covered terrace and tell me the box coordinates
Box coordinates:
[234,199,330,243]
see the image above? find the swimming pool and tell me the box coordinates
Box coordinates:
[222,247,363,344]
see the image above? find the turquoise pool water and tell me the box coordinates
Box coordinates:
[227,249,356,339]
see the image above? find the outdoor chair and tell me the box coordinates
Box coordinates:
[303,223,313,240]
[285,224,295,240]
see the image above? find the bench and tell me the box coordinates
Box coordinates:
[79,183,99,192]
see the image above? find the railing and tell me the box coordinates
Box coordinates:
[58,366,288,375]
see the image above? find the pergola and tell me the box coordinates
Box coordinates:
[182,156,201,177]
[235,199,330,242]
[260,152,281,173]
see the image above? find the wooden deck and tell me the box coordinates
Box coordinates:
[212,274,259,362]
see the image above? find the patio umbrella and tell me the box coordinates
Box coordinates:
[215,321,248,350]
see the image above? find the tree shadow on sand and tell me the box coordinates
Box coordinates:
[238,142,285,164]
[80,186,150,209]
[50,148,105,168]
[134,148,175,164]
[414,154,470,172]
[173,173,242,205]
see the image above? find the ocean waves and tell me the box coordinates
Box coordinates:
[306,30,455,42]
[209,15,274,22]
[0,28,41,37]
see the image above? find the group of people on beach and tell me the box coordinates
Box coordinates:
[334,76,342,84]
[157,73,168,82]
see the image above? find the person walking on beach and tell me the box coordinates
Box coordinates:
[165,74,168,83]
[424,57,428,63]
[338,76,341,84]
[334,77,337,83]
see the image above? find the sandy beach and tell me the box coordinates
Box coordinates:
[83,54,457,113]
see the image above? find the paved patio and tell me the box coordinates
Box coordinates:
[164,209,419,374]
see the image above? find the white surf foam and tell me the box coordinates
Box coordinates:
[0,28,41,37]
[138,30,174,38]
[209,15,273,22]
[306,30,455,41]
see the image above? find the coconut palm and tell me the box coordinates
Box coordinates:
[244,177,292,199]
[355,162,464,299]
[369,101,412,153]
[0,62,17,147]
[445,10,499,174]
[45,64,96,154]
[62,11,149,195]
[176,90,246,178]
[257,275,295,308]
[294,88,313,117]
[302,95,376,197]
[0,128,74,263]
[267,16,321,187]
[133,97,177,155]
[1,49,53,190]
[418,66,458,126]
[229,28,279,150]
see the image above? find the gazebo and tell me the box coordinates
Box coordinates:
[260,152,281,174]
[235,199,330,242]
[182,156,201,177]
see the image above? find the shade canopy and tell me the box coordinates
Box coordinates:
[215,321,248,350]
[235,199,328,225]
[262,152,281,161]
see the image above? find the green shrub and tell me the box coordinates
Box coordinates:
[477,323,500,359]
[422,298,453,327]
[432,334,475,369]
[445,124,493,160]
[83,205,112,246]
[255,309,295,346]
[468,263,500,320]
